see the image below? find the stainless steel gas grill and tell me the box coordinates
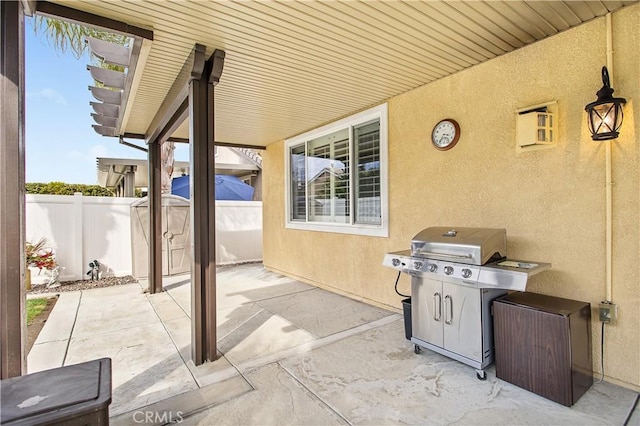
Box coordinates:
[383,227,550,379]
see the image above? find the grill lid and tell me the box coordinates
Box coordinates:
[411,227,506,265]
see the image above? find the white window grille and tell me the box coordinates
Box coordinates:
[285,104,388,237]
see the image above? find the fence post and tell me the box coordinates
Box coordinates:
[72,192,84,280]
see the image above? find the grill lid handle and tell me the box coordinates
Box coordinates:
[419,251,473,260]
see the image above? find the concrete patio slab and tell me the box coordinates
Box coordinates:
[147,291,189,322]
[220,309,317,366]
[110,375,253,426]
[279,319,638,425]
[257,287,395,338]
[64,322,197,416]
[31,292,79,344]
[26,263,639,425]
[26,340,68,373]
[27,292,80,373]
[217,303,263,341]
[186,363,348,426]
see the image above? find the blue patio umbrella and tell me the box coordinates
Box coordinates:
[171,174,254,201]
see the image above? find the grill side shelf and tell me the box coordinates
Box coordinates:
[477,260,551,291]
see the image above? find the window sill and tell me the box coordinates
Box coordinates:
[285,221,388,237]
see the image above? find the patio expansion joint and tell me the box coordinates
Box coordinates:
[61,290,82,366]
[278,361,353,426]
[109,374,254,426]
[223,314,401,381]
[146,291,201,389]
[217,306,266,343]
[248,285,317,306]
[188,314,401,390]
[164,286,190,319]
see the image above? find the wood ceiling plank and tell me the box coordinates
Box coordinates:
[444,1,525,49]
[165,0,442,86]
[465,1,537,45]
[522,1,573,31]
[486,1,555,40]
[369,2,496,61]
[538,1,583,27]
[413,1,515,53]
[295,1,459,76]
[184,0,426,80]
[220,54,413,100]
[268,0,461,76]
[319,0,479,69]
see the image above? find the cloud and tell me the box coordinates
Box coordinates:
[27,88,67,105]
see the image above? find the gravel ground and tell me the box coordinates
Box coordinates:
[28,275,139,294]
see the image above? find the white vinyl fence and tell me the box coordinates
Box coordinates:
[25,193,263,282]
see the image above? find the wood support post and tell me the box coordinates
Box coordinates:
[148,140,162,294]
[190,50,225,365]
[0,0,26,378]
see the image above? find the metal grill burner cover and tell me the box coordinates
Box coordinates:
[411,227,506,266]
[383,227,550,291]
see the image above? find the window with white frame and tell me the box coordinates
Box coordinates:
[285,104,388,237]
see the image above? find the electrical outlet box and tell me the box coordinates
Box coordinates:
[599,302,618,323]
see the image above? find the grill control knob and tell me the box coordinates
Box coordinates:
[461,268,472,278]
[413,261,423,270]
[427,264,437,273]
[444,266,454,276]
[392,258,401,267]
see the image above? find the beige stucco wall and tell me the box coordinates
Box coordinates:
[263,4,639,390]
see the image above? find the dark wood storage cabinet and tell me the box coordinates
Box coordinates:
[492,292,592,406]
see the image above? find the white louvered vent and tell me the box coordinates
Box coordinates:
[516,101,558,151]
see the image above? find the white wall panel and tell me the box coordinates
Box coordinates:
[26,194,263,281]
[216,201,263,265]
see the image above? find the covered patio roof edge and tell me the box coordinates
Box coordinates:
[33,1,153,40]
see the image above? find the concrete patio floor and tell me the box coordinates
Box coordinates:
[28,263,639,425]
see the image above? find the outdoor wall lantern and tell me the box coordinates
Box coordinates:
[585,66,626,141]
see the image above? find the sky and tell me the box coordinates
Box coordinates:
[25,17,188,185]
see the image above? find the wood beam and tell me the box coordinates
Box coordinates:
[1,0,26,378]
[155,99,188,145]
[34,1,153,40]
[123,133,266,150]
[20,0,37,17]
[146,44,205,145]
[212,140,266,151]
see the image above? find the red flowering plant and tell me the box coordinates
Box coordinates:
[26,237,58,273]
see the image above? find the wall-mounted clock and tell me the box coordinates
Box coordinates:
[431,119,460,151]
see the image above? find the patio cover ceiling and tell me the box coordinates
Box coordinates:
[43,0,637,148]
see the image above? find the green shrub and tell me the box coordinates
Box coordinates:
[26,182,115,196]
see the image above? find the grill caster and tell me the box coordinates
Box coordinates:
[475,369,487,380]
[414,344,422,354]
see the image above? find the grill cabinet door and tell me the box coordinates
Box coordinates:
[412,276,443,347]
[443,282,482,362]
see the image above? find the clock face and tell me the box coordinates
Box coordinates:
[431,119,460,151]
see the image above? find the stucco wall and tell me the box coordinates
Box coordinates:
[263,4,639,390]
